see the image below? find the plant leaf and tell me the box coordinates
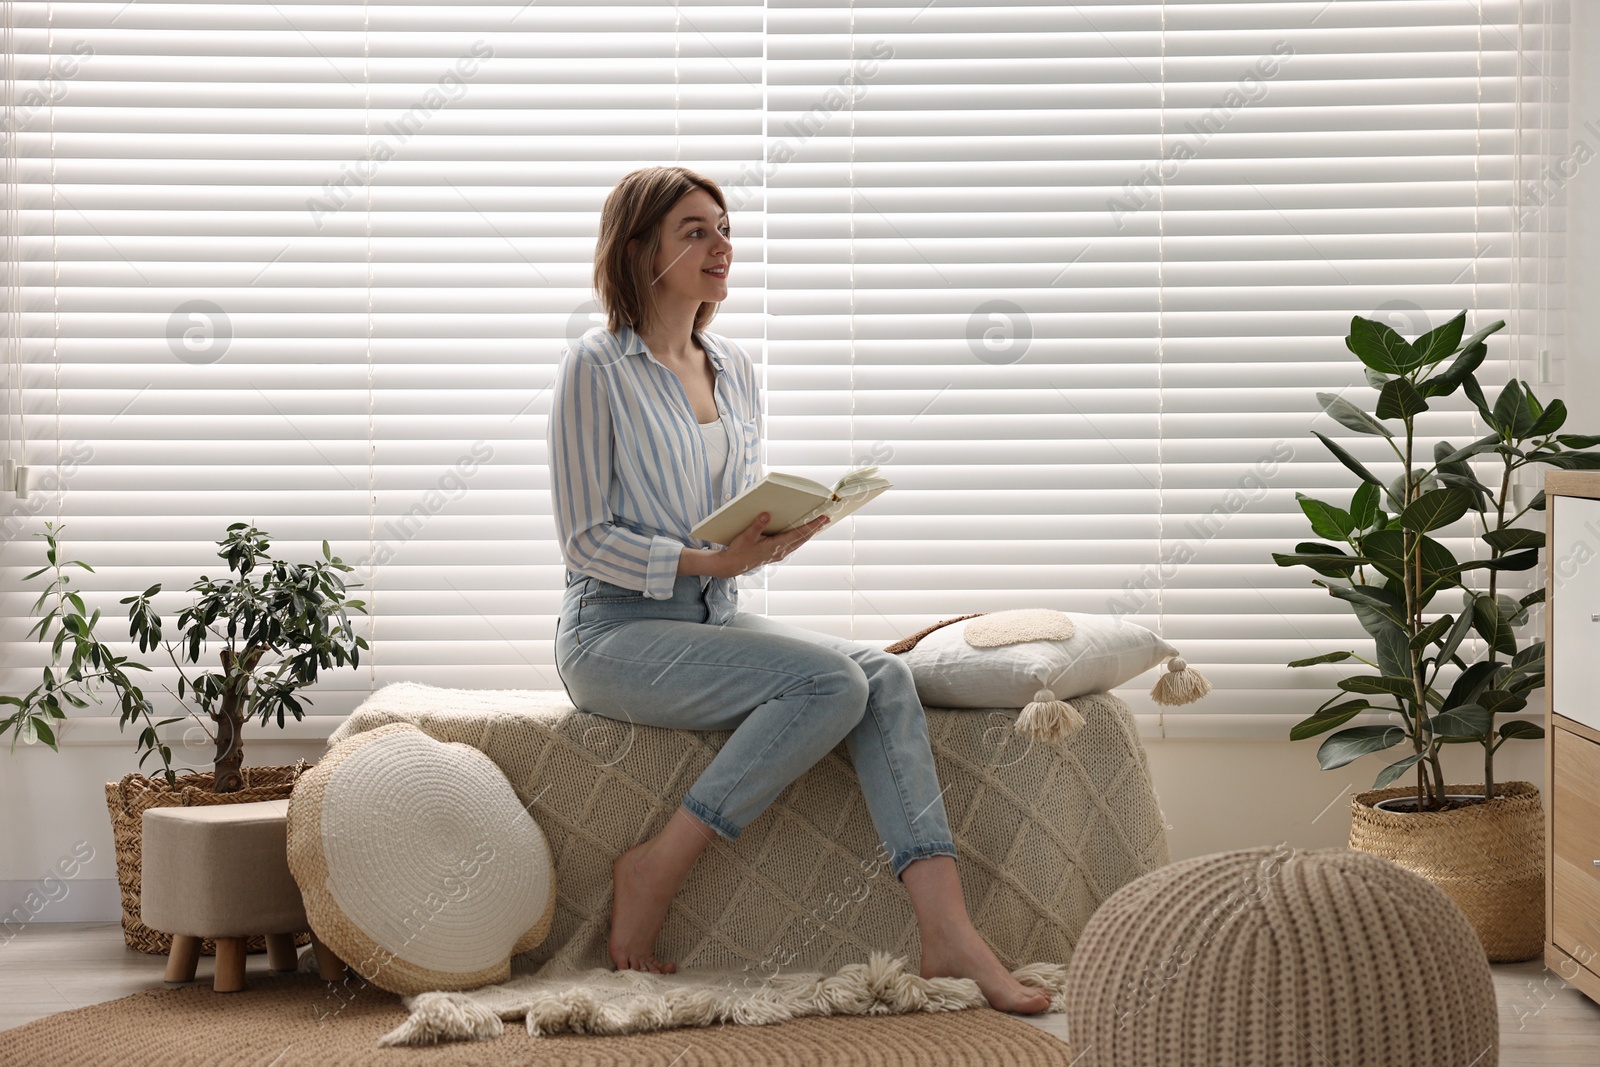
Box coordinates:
[1482,528,1544,552]
[1434,434,1501,468]
[1527,396,1568,437]
[1312,431,1386,487]
[1372,620,1413,681]
[1480,548,1539,573]
[1400,487,1474,533]
[1349,483,1379,531]
[1419,338,1489,398]
[1346,317,1419,375]
[1457,318,1507,352]
[1556,434,1600,449]
[1290,699,1370,741]
[1359,529,1409,584]
[1410,310,1467,367]
[1360,530,1461,602]
[1338,675,1418,699]
[1317,392,1394,438]
[1318,724,1406,770]
[1373,752,1426,789]
[1430,703,1491,738]
[1529,452,1600,470]
[1498,720,1545,741]
[1273,545,1369,579]
[1297,494,1355,541]
[1479,689,1528,716]
[1289,651,1356,668]
[1410,614,1454,652]
[1462,374,1494,424]
[1444,660,1497,710]
[1376,377,1429,421]
[1492,380,1535,438]
[1317,580,1408,630]
[1471,594,1518,655]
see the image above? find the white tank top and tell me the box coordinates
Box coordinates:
[700,413,729,503]
[698,414,730,591]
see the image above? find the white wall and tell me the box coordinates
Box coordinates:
[1568,0,1600,429]
[0,712,1549,927]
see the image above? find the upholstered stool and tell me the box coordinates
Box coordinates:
[140,799,346,992]
[1064,847,1500,1066]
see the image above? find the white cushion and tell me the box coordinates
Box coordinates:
[897,612,1179,708]
[287,722,556,995]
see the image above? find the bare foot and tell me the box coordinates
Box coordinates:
[609,841,678,974]
[919,924,1051,1014]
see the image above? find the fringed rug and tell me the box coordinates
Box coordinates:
[379,950,1067,1044]
[0,961,1077,1067]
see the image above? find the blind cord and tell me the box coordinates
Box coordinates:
[3,0,12,483]
[848,0,857,641]
[47,0,55,518]
[364,0,377,686]
[1155,3,1167,738]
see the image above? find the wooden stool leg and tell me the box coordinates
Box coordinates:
[309,931,346,981]
[213,937,247,993]
[265,933,298,973]
[164,934,200,983]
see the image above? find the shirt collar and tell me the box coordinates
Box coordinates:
[616,324,726,370]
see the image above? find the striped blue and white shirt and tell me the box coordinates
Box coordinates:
[548,324,763,600]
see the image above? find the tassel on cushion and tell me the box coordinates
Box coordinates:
[1015,688,1085,744]
[1150,656,1210,706]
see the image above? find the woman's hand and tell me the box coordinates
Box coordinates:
[719,512,830,578]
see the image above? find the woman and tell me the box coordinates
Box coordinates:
[548,165,1049,1014]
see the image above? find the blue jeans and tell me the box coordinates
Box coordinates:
[553,571,957,880]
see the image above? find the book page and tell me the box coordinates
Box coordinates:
[787,482,892,531]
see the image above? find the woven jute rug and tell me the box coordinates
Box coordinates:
[0,969,1077,1066]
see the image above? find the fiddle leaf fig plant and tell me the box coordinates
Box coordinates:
[2,521,368,792]
[1274,310,1600,811]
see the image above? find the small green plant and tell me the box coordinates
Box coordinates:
[1274,310,1600,811]
[2,521,368,791]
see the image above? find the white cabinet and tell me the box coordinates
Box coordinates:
[1545,472,1600,1007]
[1551,495,1600,732]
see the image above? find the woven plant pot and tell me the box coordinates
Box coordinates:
[1350,780,1543,962]
[103,761,313,956]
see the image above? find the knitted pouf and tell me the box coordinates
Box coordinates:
[1064,847,1498,1067]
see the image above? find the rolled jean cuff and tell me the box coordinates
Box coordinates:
[890,841,958,880]
[680,792,741,841]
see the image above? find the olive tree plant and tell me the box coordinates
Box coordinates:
[1273,311,1600,811]
[2,521,368,792]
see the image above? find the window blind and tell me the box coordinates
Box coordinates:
[0,1,1564,733]
[755,0,1565,729]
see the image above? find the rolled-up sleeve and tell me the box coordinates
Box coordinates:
[548,347,684,599]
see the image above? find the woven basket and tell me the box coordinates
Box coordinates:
[1350,779,1544,962]
[103,761,314,956]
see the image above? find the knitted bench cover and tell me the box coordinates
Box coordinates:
[327,681,1169,980]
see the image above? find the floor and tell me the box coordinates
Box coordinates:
[3,922,1599,1063]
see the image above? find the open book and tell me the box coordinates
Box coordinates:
[690,467,892,546]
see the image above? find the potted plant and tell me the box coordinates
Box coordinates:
[1273,309,1600,962]
[2,520,369,953]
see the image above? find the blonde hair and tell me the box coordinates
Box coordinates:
[593,166,727,336]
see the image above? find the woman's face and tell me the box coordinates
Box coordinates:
[642,187,731,315]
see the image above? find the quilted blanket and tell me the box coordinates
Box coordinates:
[327,682,1169,981]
